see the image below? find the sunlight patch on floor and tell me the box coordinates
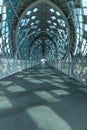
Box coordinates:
[0,99,13,110]
[79,87,87,93]
[0,81,13,86]
[34,91,59,102]
[26,105,72,130]
[14,75,24,78]
[28,79,43,84]
[51,90,71,96]
[7,85,26,93]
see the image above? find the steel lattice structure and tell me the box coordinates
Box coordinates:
[0,0,87,84]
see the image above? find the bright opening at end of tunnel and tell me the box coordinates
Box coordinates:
[41,58,46,64]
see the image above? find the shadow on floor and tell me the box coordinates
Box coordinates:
[0,64,87,130]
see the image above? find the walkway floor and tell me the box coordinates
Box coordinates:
[0,64,87,130]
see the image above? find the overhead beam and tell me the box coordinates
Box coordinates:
[29,32,58,58]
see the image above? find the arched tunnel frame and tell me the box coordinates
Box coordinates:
[15,0,70,61]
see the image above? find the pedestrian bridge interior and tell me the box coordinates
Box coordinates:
[0,0,87,129]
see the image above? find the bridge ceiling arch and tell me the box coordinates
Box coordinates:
[15,0,70,61]
[29,37,58,60]
[1,0,86,62]
[29,33,58,55]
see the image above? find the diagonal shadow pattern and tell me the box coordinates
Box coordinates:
[0,64,87,130]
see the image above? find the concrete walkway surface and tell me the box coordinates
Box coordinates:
[0,64,87,130]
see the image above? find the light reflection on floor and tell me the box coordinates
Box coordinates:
[26,105,72,130]
[0,64,87,130]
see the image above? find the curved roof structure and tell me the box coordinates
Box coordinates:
[0,0,87,62]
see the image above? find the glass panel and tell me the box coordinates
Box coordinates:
[33,8,38,12]
[76,28,79,33]
[47,20,52,24]
[6,38,9,43]
[30,22,34,26]
[38,28,41,31]
[31,25,38,29]
[80,29,83,35]
[49,25,56,29]
[21,22,25,26]
[46,28,50,31]
[51,16,56,20]
[31,16,36,19]
[81,38,86,52]
[53,22,57,26]
[26,10,31,15]
[35,20,40,24]
[80,23,83,29]
[77,34,79,39]
[49,8,55,13]
[56,11,61,16]
[76,8,82,15]
[82,0,87,7]
[83,8,87,15]
[0,0,3,5]
[79,15,83,22]
[0,7,2,14]
[83,44,87,55]
[26,19,30,23]
[84,24,87,31]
